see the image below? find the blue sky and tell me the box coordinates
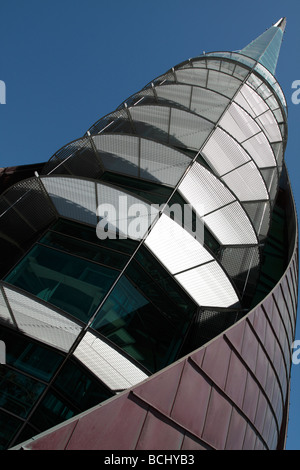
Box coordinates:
[1,0,300,450]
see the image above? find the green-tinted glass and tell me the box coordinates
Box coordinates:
[5,244,118,323]
[40,231,129,270]
[0,367,45,418]
[51,218,139,254]
[0,410,23,450]
[92,273,192,373]
[240,25,283,75]
[30,389,78,432]
[0,328,63,382]
[54,359,113,410]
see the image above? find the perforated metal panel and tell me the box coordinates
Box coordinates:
[145,213,211,275]
[175,261,240,308]
[203,202,258,245]
[3,287,82,352]
[73,331,148,391]
[178,162,235,217]
[221,162,269,202]
[202,127,250,176]
[42,176,97,226]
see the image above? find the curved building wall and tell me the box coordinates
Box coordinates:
[0,23,298,450]
[12,173,298,450]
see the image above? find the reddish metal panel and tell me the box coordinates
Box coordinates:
[201,337,231,389]
[264,359,276,400]
[66,393,147,450]
[255,344,268,390]
[225,408,247,450]
[133,360,184,416]
[22,419,79,450]
[242,424,257,450]
[189,346,205,368]
[224,350,247,408]
[135,410,184,450]
[250,306,267,344]
[242,372,260,423]
[241,321,259,372]
[181,434,211,450]
[171,360,211,438]
[254,391,268,435]
[224,320,245,354]
[201,388,232,449]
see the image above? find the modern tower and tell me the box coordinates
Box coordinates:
[0,18,298,450]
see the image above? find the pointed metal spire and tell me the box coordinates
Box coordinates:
[239,18,286,75]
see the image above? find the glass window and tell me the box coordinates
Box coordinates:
[91,272,193,373]
[0,367,45,418]
[52,218,139,255]
[54,359,113,409]
[29,390,78,432]
[5,243,118,323]
[0,327,63,382]
[0,410,23,450]
[40,230,128,270]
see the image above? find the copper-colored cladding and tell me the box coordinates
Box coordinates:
[17,233,298,450]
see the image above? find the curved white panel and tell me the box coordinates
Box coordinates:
[242,132,276,168]
[129,105,214,150]
[42,176,97,225]
[178,162,235,216]
[41,176,159,241]
[178,162,257,244]
[145,213,211,275]
[175,261,240,308]
[221,161,269,201]
[202,127,250,176]
[73,331,148,391]
[92,134,191,186]
[234,83,268,118]
[219,102,260,142]
[203,201,257,245]
[4,287,82,352]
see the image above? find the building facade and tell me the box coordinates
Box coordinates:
[0,18,298,450]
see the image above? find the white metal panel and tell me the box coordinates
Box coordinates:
[234,83,268,117]
[256,110,282,143]
[169,108,214,150]
[175,68,208,87]
[202,127,250,176]
[155,84,191,109]
[242,132,276,168]
[93,134,139,176]
[175,261,240,308]
[145,213,211,275]
[178,162,235,216]
[219,103,260,142]
[73,331,148,391]
[140,137,191,185]
[4,287,82,352]
[221,161,269,201]
[42,176,97,226]
[96,183,158,241]
[203,201,257,245]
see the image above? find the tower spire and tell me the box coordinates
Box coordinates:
[239,17,286,75]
